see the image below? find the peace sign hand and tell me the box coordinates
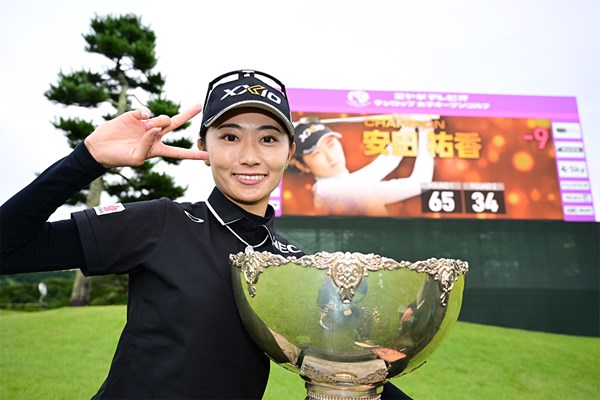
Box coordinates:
[84,104,208,168]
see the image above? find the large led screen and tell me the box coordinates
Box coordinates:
[269,88,594,222]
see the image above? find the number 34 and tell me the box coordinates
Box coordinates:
[470,192,500,213]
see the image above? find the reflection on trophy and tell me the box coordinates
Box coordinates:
[230,249,468,400]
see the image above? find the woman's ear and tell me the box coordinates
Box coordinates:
[198,138,211,166]
[288,143,297,163]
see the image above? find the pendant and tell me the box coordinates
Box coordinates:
[245,245,255,255]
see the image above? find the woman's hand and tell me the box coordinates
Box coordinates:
[84,104,207,168]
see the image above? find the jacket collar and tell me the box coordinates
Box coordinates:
[206,187,275,238]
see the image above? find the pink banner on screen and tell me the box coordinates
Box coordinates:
[287,88,581,121]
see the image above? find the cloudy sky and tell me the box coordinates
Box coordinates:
[1,0,598,221]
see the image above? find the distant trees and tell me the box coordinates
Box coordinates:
[45,14,194,305]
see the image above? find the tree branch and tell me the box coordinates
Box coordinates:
[128,93,148,108]
[113,170,135,186]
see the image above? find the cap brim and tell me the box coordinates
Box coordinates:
[203,100,295,139]
[301,131,342,156]
[316,131,342,143]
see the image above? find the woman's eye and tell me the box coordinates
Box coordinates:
[224,134,238,142]
[262,136,278,144]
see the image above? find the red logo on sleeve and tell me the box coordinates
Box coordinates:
[94,203,125,216]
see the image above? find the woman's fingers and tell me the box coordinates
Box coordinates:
[128,107,152,121]
[131,127,163,165]
[155,143,208,161]
[134,125,207,162]
[85,105,204,167]
[173,104,203,128]
[145,104,204,161]
[145,114,172,130]
[161,104,203,134]
[137,104,202,133]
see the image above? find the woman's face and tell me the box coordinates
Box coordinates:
[301,136,348,178]
[200,109,295,216]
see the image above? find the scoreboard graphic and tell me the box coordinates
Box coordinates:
[269,88,594,222]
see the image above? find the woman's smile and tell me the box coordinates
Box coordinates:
[234,173,268,183]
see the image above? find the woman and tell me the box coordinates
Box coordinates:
[1,70,410,399]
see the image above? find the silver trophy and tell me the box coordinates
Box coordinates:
[230,249,468,400]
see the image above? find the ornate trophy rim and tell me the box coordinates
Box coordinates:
[230,249,468,306]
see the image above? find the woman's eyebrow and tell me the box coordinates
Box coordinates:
[216,123,242,130]
[257,124,283,133]
[217,123,282,133]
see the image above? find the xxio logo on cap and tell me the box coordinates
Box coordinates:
[220,84,282,104]
[298,124,327,143]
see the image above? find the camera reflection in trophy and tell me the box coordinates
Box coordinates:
[317,278,375,342]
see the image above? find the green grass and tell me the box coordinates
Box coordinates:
[0,306,124,399]
[0,306,598,399]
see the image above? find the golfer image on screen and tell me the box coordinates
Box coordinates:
[292,119,435,216]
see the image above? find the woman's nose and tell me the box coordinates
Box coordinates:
[323,147,334,162]
[238,139,261,166]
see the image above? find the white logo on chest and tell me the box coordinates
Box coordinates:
[184,211,204,223]
[272,239,301,254]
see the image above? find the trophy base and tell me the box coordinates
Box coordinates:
[305,381,384,400]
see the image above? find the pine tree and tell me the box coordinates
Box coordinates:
[45,14,194,306]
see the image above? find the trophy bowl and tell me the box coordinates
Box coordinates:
[230,249,468,400]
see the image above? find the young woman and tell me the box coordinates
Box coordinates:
[1,70,410,399]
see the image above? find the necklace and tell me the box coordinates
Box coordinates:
[206,200,268,254]
[223,224,268,254]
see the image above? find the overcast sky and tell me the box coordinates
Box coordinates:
[1,0,598,221]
